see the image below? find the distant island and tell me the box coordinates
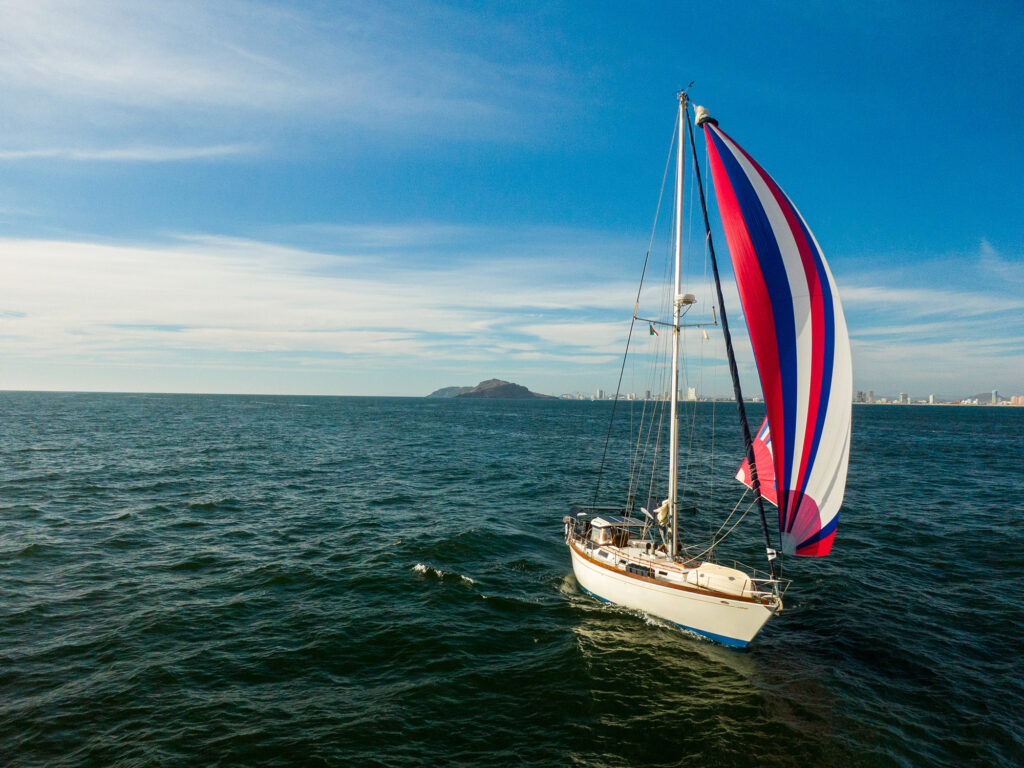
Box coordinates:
[427,379,555,399]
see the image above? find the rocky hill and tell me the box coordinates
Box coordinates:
[426,386,473,398]
[427,379,553,399]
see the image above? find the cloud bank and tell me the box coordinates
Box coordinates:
[2,231,1021,397]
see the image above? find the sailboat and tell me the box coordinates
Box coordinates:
[563,92,852,647]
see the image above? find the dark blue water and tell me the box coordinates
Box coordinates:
[1,393,1021,767]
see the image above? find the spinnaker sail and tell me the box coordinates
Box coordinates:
[703,121,852,557]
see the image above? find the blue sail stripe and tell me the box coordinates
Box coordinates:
[709,129,799,528]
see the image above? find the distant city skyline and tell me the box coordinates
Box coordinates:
[1,2,1022,397]
[574,386,1020,405]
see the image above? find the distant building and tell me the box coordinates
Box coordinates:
[685,386,697,401]
[596,388,604,400]
[992,390,999,404]
[855,391,865,403]
[898,392,908,405]
[928,394,935,404]
[644,389,651,401]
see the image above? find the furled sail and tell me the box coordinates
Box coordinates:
[736,417,777,507]
[703,118,852,557]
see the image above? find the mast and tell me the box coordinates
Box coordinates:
[668,92,686,560]
[685,103,779,582]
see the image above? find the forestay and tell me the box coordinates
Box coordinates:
[702,121,852,557]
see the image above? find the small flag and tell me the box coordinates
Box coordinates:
[649,323,658,336]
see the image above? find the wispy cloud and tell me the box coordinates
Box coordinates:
[842,283,1024,318]
[837,245,1024,395]
[0,0,568,154]
[979,238,1024,285]
[0,143,259,162]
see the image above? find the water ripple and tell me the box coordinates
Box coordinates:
[0,393,1020,766]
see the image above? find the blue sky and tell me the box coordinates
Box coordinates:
[1,0,1021,398]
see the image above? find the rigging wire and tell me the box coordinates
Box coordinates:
[704,139,717,540]
[628,216,674,513]
[618,148,675,514]
[684,496,757,564]
[684,100,779,583]
[592,113,679,507]
[680,144,700,506]
[637,315,671,510]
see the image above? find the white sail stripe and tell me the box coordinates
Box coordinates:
[791,204,852,526]
[711,126,813,492]
[786,214,849,524]
[803,288,850,521]
[815,421,851,525]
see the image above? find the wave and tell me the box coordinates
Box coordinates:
[12,542,54,558]
[412,563,476,584]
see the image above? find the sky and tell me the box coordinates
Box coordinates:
[1,0,1022,399]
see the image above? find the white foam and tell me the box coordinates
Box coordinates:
[412,563,475,584]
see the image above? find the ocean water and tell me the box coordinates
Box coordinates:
[1,392,1021,767]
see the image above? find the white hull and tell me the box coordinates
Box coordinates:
[568,540,775,647]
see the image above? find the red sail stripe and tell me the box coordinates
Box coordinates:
[704,127,787,532]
